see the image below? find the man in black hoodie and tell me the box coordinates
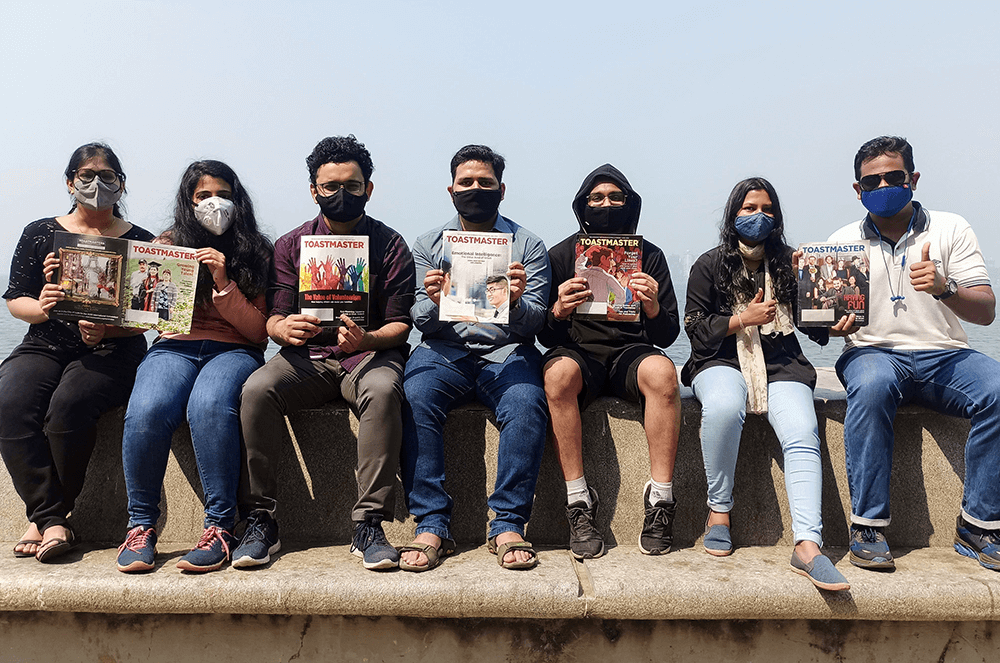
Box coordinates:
[538,164,681,558]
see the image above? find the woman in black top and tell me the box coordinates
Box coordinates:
[682,177,849,591]
[0,143,153,562]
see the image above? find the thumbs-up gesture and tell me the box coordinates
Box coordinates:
[741,288,778,327]
[910,242,946,296]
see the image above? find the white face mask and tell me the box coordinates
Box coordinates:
[193,197,235,235]
[73,178,123,210]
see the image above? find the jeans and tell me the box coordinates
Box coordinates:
[122,339,263,531]
[837,346,1000,529]
[401,344,548,540]
[692,365,823,546]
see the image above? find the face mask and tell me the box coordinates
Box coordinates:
[734,212,776,242]
[582,205,630,234]
[452,188,502,224]
[194,197,236,236]
[861,185,912,218]
[316,188,368,224]
[73,178,122,210]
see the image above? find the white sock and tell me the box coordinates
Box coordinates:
[566,476,592,507]
[648,479,673,505]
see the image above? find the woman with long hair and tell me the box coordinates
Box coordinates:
[115,160,273,574]
[0,142,153,562]
[681,177,850,591]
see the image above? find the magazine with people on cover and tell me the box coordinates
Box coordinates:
[51,231,199,333]
[298,235,369,327]
[438,230,512,324]
[797,242,869,327]
[574,233,642,321]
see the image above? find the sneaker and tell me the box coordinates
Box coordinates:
[117,526,157,573]
[566,487,604,559]
[176,526,236,573]
[849,524,895,570]
[639,480,676,555]
[954,516,1000,571]
[351,515,400,570]
[232,510,281,569]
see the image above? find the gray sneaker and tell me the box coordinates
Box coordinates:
[351,515,400,570]
[232,510,281,569]
[639,480,675,555]
[566,487,605,559]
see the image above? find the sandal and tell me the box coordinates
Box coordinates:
[35,526,76,563]
[13,539,42,558]
[487,535,538,570]
[398,536,455,572]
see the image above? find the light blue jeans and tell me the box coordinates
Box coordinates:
[692,365,823,546]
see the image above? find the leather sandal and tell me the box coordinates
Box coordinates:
[398,537,455,572]
[35,526,76,563]
[13,539,42,558]
[488,535,538,570]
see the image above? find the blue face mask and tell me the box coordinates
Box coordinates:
[861,185,912,218]
[734,212,775,242]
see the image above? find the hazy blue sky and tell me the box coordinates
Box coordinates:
[2,1,998,276]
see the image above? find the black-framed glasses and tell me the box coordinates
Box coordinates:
[587,191,626,206]
[485,285,506,294]
[316,180,365,196]
[75,169,122,185]
[858,170,907,192]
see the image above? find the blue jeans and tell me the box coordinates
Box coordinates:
[837,346,1000,529]
[401,345,548,540]
[122,339,264,531]
[692,366,823,546]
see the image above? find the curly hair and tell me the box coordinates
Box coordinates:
[306,135,374,183]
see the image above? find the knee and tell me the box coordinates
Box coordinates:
[240,370,276,413]
[358,373,404,414]
[543,358,582,403]
[699,392,746,427]
[498,383,547,421]
[637,357,679,404]
[48,388,104,432]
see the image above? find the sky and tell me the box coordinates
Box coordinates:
[1,1,998,279]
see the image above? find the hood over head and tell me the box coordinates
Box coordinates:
[572,163,642,235]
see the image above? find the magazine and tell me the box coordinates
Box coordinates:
[797,242,869,327]
[439,230,512,323]
[298,235,369,327]
[574,234,642,321]
[51,231,199,333]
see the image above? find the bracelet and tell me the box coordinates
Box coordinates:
[737,312,746,330]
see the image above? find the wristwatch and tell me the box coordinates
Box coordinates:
[933,278,958,300]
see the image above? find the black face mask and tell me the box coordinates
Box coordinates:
[581,205,629,234]
[317,188,368,224]
[452,188,502,224]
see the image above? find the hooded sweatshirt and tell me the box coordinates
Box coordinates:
[537,164,679,351]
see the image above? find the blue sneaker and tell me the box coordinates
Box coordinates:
[955,516,1000,571]
[790,551,851,591]
[232,510,281,569]
[351,515,399,570]
[176,526,235,573]
[849,524,894,570]
[117,526,157,573]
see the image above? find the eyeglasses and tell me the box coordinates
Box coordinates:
[485,286,506,294]
[315,180,365,196]
[75,169,122,185]
[587,191,626,206]
[858,170,907,192]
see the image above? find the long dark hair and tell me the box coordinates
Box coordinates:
[165,160,273,307]
[716,177,796,308]
[64,142,127,218]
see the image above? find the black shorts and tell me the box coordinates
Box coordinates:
[542,343,667,410]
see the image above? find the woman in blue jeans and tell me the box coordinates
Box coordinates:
[681,178,849,591]
[116,161,273,573]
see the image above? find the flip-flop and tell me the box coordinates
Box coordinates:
[13,539,42,558]
[488,536,538,570]
[35,528,76,563]
[398,537,456,572]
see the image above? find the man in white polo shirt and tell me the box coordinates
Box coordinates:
[828,135,1000,572]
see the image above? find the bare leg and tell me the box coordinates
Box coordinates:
[636,356,680,483]
[543,357,585,481]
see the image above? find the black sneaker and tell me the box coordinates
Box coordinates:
[849,524,894,570]
[955,516,1000,571]
[232,510,281,569]
[566,487,604,559]
[639,480,675,555]
[351,515,400,570]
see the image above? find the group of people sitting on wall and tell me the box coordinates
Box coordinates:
[2,134,998,595]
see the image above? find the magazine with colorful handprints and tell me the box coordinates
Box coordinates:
[574,234,642,321]
[796,242,869,327]
[298,235,369,327]
[51,231,199,333]
[438,230,512,324]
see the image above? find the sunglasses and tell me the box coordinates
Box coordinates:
[858,170,908,192]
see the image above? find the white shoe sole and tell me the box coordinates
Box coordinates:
[232,541,281,569]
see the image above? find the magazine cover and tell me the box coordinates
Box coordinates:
[298,235,369,327]
[52,231,199,333]
[797,242,869,327]
[574,234,643,321]
[439,230,512,323]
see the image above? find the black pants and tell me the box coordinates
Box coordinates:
[0,335,146,532]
